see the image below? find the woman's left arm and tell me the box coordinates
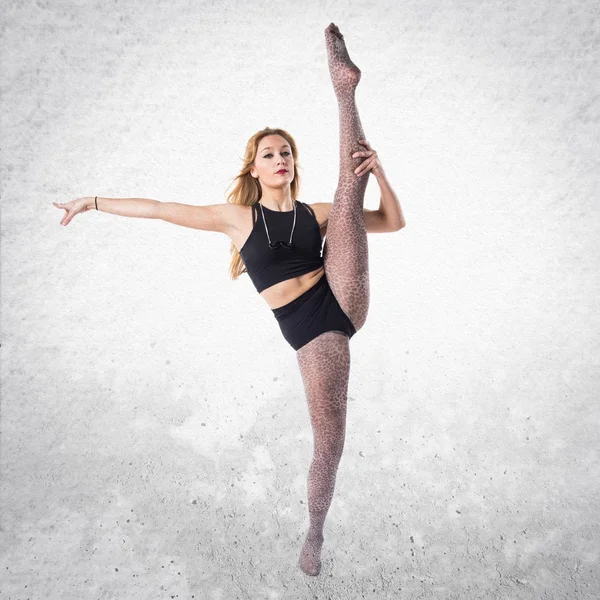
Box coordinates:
[354,139,406,232]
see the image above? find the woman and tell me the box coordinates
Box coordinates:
[54,23,405,576]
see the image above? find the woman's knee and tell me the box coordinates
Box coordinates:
[312,434,346,465]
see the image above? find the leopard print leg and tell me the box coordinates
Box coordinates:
[322,23,370,331]
[296,331,350,576]
[293,23,368,577]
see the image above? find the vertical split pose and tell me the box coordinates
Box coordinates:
[54,23,405,576]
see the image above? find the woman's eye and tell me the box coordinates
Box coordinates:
[263,152,290,158]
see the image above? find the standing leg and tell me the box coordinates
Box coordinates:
[323,23,370,331]
[296,331,351,576]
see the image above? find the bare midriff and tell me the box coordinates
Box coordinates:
[230,204,326,310]
[259,267,325,309]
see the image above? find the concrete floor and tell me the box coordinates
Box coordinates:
[2,0,599,598]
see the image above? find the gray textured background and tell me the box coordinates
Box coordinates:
[2,0,599,598]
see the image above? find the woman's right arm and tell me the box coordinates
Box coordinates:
[157,201,238,235]
[53,196,238,235]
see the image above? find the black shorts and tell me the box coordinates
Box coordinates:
[272,274,357,351]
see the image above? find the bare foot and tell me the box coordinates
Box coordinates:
[324,22,361,101]
[299,532,324,576]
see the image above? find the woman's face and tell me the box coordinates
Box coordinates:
[251,135,295,188]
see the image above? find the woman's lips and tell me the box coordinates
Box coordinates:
[276,170,288,174]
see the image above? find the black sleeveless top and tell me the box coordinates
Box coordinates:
[239,201,324,294]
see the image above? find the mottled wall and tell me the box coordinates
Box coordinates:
[2,1,599,598]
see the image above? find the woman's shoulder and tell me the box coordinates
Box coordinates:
[302,201,332,226]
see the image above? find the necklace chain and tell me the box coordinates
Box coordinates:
[259,201,297,248]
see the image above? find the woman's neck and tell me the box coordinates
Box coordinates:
[259,193,295,212]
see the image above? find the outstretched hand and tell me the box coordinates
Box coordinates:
[352,139,384,178]
[53,197,93,226]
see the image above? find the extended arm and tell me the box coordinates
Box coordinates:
[53,196,160,226]
[90,196,160,218]
[54,196,236,234]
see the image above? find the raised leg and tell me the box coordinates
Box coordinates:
[322,23,370,331]
[296,331,351,576]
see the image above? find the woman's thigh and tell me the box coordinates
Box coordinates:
[296,331,351,440]
[323,206,370,332]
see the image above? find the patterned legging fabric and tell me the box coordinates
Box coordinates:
[296,24,370,575]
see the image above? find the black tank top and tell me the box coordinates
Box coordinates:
[239,201,324,293]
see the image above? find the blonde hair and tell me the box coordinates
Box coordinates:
[226,127,301,281]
